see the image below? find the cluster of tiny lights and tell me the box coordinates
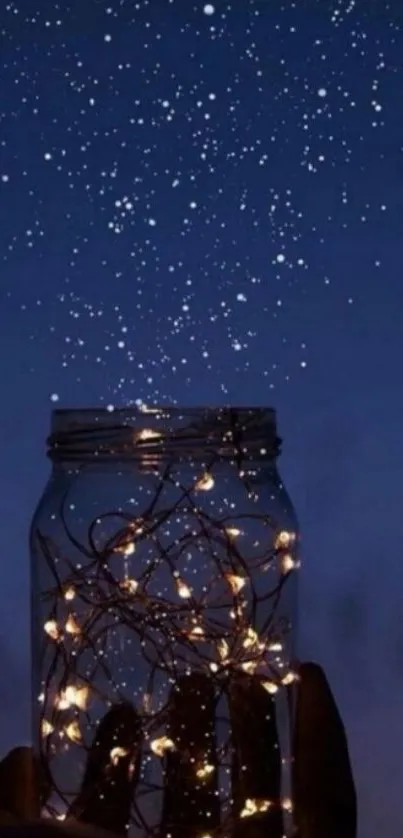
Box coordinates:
[33,413,299,835]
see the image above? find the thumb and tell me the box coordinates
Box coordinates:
[292,662,357,838]
[0,747,43,822]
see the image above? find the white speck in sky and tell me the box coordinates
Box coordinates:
[318,88,327,97]
[203,4,215,15]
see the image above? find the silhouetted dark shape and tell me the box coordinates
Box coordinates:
[293,663,357,838]
[229,674,283,838]
[0,748,43,823]
[161,673,220,838]
[68,703,142,836]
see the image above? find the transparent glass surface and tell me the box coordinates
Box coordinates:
[30,407,299,837]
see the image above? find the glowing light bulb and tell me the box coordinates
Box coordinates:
[225,526,241,538]
[65,614,81,635]
[176,579,192,599]
[196,763,215,779]
[267,641,283,652]
[282,671,298,686]
[41,720,54,737]
[242,626,259,649]
[188,623,205,640]
[282,797,293,812]
[120,578,138,594]
[110,746,129,766]
[240,798,272,818]
[261,680,279,695]
[274,530,296,550]
[150,736,175,757]
[55,693,70,710]
[65,720,82,744]
[122,541,136,556]
[63,586,75,601]
[281,553,296,574]
[137,429,163,441]
[240,660,258,674]
[64,685,89,710]
[44,619,60,641]
[217,638,230,661]
[225,573,246,594]
[195,472,215,491]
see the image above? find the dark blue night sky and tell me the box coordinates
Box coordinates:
[1,1,403,835]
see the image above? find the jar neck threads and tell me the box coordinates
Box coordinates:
[47,406,281,464]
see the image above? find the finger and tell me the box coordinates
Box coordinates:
[228,674,283,838]
[160,672,220,838]
[293,662,357,838]
[0,747,43,821]
[68,702,142,836]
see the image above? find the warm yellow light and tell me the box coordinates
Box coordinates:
[110,746,129,766]
[63,586,76,601]
[137,428,163,441]
[267,641,283,652]
[274,530,296,550]
[282,797,293,812]
[188,624,205,640]
[123,541,136,556]
[225,526,241,538]
[65,614,81,635]
[56,684,89,711]
[195,472,215,491]
[217,638,230,661]
[240,798,272,818]
[65,720,82,744]
[176,579,192,599]
[261,680,279,695]
[240,660,258,674]
[64,685,89,710]
[41,720,54,737]
[150,736,175,757]
[120,578,138,594]
[281,553,296,574]
[282,671,298,686]
[209,662,219,673]
[44,620,60,641]
[196,763,215,780]
[242,626,259,649]
[55,693,70,710]
[225,573,246,595]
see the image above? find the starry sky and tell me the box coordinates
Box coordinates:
[1,0,403,835]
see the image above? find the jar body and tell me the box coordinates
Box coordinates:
[31,408,299,837]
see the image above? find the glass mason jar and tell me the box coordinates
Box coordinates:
[30,406,299,837]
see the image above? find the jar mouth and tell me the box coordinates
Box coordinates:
[48,406,281,464]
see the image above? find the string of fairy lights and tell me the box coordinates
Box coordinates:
[32,413,299,835]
